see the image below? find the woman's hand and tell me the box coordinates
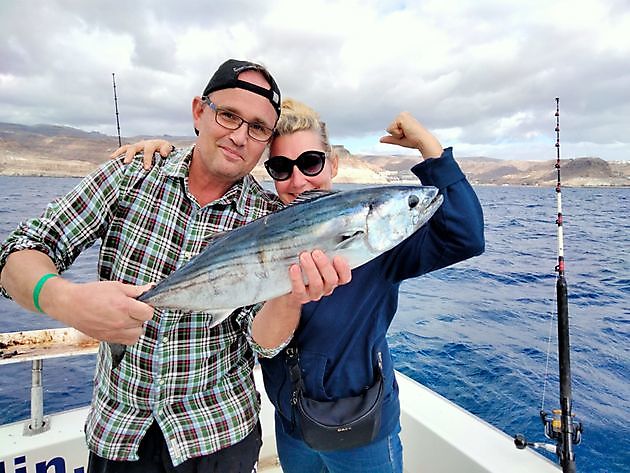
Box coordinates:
[251,250,351,349]
[379,112,443,159]
[110,139,174,169]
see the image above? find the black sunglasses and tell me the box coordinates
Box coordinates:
[264,150,327,181]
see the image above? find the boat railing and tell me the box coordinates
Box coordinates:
[0,327,99,435]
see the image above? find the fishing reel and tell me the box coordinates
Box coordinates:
[540,409,583,445]
[514,409,582,456]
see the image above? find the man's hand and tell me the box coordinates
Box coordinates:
[43,278,155,345]
[110,139,174,170]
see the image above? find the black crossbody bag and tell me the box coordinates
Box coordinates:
[285,341,384,451]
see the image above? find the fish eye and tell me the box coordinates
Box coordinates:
[408,195,420,208]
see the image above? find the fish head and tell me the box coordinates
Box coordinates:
[366,186,443,253]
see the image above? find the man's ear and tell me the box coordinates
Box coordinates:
[192,96,205,134]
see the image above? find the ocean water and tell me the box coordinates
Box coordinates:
[0,176,628,472]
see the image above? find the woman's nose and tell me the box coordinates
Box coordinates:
[289,167,308,187]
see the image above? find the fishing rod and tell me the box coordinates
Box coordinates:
[514,97,582,472]
[112,72,122,147]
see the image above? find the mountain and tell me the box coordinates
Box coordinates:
[354,153,629,187]
[0,123,628,186]
[452,154,629,187]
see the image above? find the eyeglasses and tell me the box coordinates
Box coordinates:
[202,97,274,142]
[264,151,327,181]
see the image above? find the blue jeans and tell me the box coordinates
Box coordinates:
[275,416,403,473]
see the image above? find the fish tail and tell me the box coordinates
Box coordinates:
[108,342,126,369]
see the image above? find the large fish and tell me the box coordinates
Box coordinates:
[109,185,443,367]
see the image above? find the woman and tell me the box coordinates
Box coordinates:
[117,99,485,472]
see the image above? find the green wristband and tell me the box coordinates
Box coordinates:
[33,273,57,314]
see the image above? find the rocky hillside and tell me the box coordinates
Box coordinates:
[364,154,630,187]
[0,123,628,186]
[0,123,194,177]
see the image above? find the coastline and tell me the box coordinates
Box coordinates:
[2,123,628,187]
[2,167,627,188]
[1,154,628,187]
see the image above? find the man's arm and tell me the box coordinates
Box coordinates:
[1,250,58,313]
[1,250,153,345]
[0,157,158,345]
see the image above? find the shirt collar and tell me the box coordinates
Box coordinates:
[162,145,193,179]
[162,145,261,216]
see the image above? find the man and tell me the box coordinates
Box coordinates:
[0,59,350,472]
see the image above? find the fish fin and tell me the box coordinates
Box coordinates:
[194,189,335,246]
[109,313,235,363]
[109,342,126,369]
[290,189,339,205]
[196,190,336,245]
[335,229,366,249]
[208,309,237,328]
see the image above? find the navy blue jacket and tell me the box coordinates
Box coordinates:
[260,148,485,444]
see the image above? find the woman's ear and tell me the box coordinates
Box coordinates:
[330,152,339,178]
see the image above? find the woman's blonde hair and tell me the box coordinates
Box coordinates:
[274,98,331,154]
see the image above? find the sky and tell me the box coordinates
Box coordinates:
[1,0,628,161]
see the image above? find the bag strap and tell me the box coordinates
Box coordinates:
[284,338,303,430]
[285,338,304,393]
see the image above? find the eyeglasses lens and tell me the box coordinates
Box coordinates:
[265,151,326,181]
[204,98,273,142]
[300,153,325,175]
[267,159,292,180]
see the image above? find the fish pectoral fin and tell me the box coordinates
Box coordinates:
[290,189,338,205]
[335,229,366,250]
[208,309,238,328]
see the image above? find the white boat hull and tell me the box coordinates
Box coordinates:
[0,367,560,472]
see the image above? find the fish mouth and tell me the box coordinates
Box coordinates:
[364,187,443,254]
[412,193,443,227]
[427,193,444,213]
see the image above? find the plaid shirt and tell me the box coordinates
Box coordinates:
[0,147,284,465]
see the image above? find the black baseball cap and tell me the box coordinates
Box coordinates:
[202,59,281,117]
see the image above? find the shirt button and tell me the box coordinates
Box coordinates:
[159,378,166,386]
[162,336,168,343]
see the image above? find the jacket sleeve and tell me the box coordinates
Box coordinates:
[381,147,485,283]
[235,303,292,358]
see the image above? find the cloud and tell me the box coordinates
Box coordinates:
[0,0,628,160]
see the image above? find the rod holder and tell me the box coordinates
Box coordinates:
[23,359,50,435]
